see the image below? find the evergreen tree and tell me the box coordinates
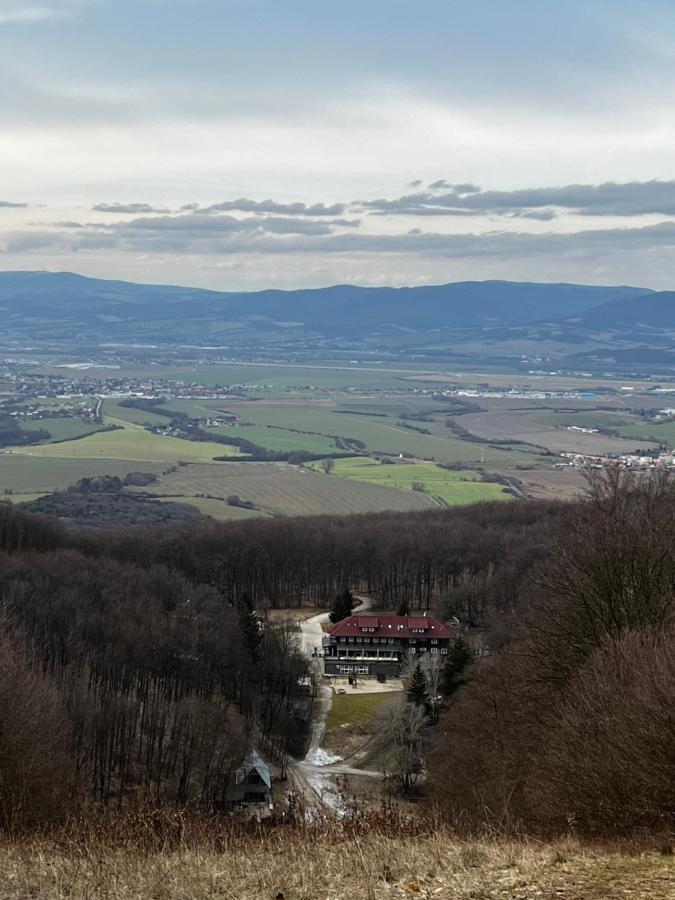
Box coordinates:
[407,661,429,708]
[397,600,410,616]
[329,587,354,623]
[442,637,473,696]
[237,592,262,659]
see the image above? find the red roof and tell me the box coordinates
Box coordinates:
[330,614,456,640]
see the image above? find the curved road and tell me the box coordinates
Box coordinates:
[289,595,383,809]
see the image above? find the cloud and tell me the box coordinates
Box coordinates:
[7,214,675,265]
[0,1,87,25]
[92,202,170,214]
[361,180,675,218]
[0,199,27,208]
[198,198,347,216]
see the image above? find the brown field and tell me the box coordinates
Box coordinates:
[458,408,657,455]
[0,827,671,900]
[505,467,590,500]
[138,462,437,517]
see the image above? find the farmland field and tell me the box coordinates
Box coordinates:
[205,424,339,455]
[218,400,544,468]
[22,417,105,442]
[0,455,165,497]
[457,409,657,455]
[152,495,269,520]
[137,461,437,516]
[100,399,172,426]
[310,457,510,505]
[12,419,242,464]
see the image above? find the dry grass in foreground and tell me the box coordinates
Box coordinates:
[0,814,672,900]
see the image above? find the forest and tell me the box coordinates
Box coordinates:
[0,472,672,837]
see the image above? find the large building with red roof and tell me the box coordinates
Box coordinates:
[323,614,458,678]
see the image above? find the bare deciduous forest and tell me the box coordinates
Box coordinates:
[0,473,672,840]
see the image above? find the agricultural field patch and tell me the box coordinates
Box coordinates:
[0,455,165,497]
[152,495,269,520]
[206,424,338,455]
[21,417,106,442]
[532,411,635,429]
[12,419,242,464]
[612,419,675,447]
[137,461,437,517]
[100,399,172,426]
[457,409,657,455]
[222,400,544,468]
[312,457,510,505]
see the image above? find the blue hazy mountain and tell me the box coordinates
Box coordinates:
[0,272,653,341]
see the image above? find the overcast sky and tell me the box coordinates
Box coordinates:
[2,0,675,290]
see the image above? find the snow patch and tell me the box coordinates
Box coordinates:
[305,747,343,767]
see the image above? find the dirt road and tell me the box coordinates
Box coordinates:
[288,595,384,810]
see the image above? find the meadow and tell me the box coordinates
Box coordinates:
[311,457,510,505]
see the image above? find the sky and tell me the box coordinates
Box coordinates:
[2,0,675,291]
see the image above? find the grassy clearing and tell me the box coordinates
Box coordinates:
[0,828,670,900]
[12,419,243,464]
[206,424,338,454]
[315,457,510,505]
[533,411,634,429]
[325,692,393,731]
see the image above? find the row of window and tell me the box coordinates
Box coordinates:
[409,647,446,654]
[339,636,439,644]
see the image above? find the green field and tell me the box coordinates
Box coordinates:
[312,457,510,505]
[613,420,675,447]
[22,417,105,442]
[206,424,338,454]
[325,692,393,731]
[101,399,172,426]
[220,401,543,469]
[13,419,243,464]
[0,455,165,497]
[153,495,268,520]
[533,411,633,429]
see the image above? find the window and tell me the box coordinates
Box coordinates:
[431,638,438,644]
[431,648,438,654]
[369,627,375,632]
[340,665,353,674]
[441,648,448,655]
[356,637,362,643]
[409,647,416,654]
[419,647,427,653]
[348,637,354,643]
[356,666,368,674]
[361,627,368,633]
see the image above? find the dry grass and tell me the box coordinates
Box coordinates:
[0,813,671,900]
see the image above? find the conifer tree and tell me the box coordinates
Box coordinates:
[442,636,473,696]
[407,661,429,708]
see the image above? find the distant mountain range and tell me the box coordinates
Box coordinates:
[0,271,673,372]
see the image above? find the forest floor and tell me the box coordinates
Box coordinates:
[0,831,671,899]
